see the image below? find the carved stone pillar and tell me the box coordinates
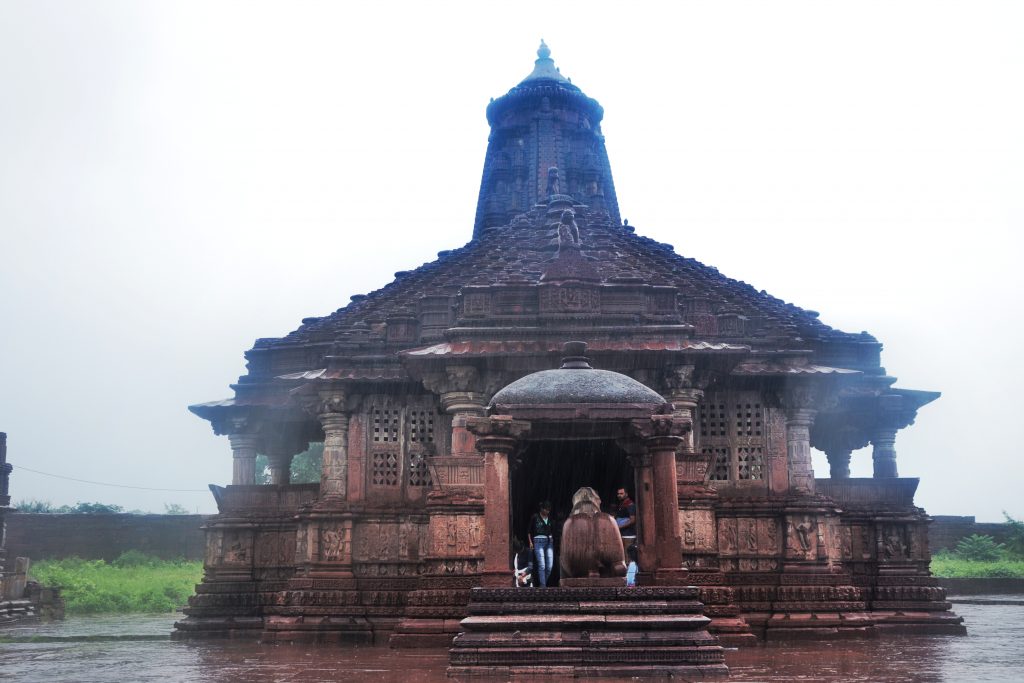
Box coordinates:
[441,391,488,457]
[468,416,530,588]
[629,450,657,571]
[785,408,817,494]
[826,449,852,479]
[813,421,869,480]
[266,452,292,485]
[871,428,899,479]
[227,433,259,485]
[632,414,687,584]
[260,430,307,487]
[317,392,350,499]
[664,366,705,486]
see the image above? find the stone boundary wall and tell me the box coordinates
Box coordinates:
[929,515,1012,552]
[939,578,1024,595]
[4,513,210,562]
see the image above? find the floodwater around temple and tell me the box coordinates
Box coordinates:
[1,599,1021,682]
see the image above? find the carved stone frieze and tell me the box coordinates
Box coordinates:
[538,285,600,313]
[427,514,484,558]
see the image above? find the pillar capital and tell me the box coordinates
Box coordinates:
[227,432,259,485]
[439,391,488,416]
[468,416,531,454]
[227,432,260,452]
[306,389,349,419]
[631,414,689,451]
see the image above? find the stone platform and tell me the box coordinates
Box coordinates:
[447,586,728,678]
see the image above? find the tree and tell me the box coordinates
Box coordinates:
[164,503,190,515]
[254,443,323,485]
[1003,511,1024,558]
[71,502,124,514]
[954,534,1005,562]
[290,443,324,484]
[13,499,66,513]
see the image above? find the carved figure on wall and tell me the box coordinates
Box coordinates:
[373,527,389,559]
[295,527,308,563]
[841,526,853,559]
[559,487,626,579]
[224,535,248,564]
[321,527,346,562]
[765,519,778,552]
[684,518,695,546]
[546,166,560,195]
[398,523,410,559]
[721,519,737,553]
[446,518,458,549]
[882,526,909,560]
[744,520,757,552]
[469,519,482,550]
[795,520,815,552]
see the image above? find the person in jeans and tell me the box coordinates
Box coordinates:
[528,500,555,587]
[615,487,637,539]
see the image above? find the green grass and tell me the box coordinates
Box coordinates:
[29,552,203,614]
[930,553,1024,578]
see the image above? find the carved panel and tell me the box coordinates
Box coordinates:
[786,515,817,560]
[679,508,716,552]
[255,532,295,567]
[462,290,491,317]
[222,530,252,566]
[739,518,758,554]
[319,525,350,562]
[538,285,600,312]
[760,518,780,554]
[880,523,911,561]
[428,514,485,558]
[717,518,738,556]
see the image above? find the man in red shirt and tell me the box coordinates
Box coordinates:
[614,488,636,539]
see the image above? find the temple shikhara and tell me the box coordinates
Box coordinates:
[176,43,963,672]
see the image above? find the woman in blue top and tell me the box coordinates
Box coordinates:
[527,500,555,587]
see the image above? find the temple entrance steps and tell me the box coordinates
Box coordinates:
[447,585,728,678]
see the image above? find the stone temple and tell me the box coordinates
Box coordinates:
[176,43,964,651]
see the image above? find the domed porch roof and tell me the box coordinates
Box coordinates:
[489,342,669,425]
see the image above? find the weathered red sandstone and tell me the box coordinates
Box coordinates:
[175,43,964,665]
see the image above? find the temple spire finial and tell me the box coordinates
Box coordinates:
[521,39,570,84]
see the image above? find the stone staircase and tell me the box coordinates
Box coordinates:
[448,586,728,678]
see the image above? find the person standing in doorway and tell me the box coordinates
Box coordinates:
[615,487,636,540]
[528,501,555,588]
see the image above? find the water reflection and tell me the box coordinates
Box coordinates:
[1,601,1020,683]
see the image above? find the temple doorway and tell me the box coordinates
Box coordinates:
[510,438,631,586]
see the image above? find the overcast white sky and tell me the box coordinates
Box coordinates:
[1,2,1021,519]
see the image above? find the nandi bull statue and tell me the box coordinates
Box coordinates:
[559,487,627,583]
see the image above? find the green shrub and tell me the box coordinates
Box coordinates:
[954,534,1005,561]
[930,555,1024,578]
[29,554,202,614]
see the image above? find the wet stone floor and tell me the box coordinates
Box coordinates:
[1,599,1022,682]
